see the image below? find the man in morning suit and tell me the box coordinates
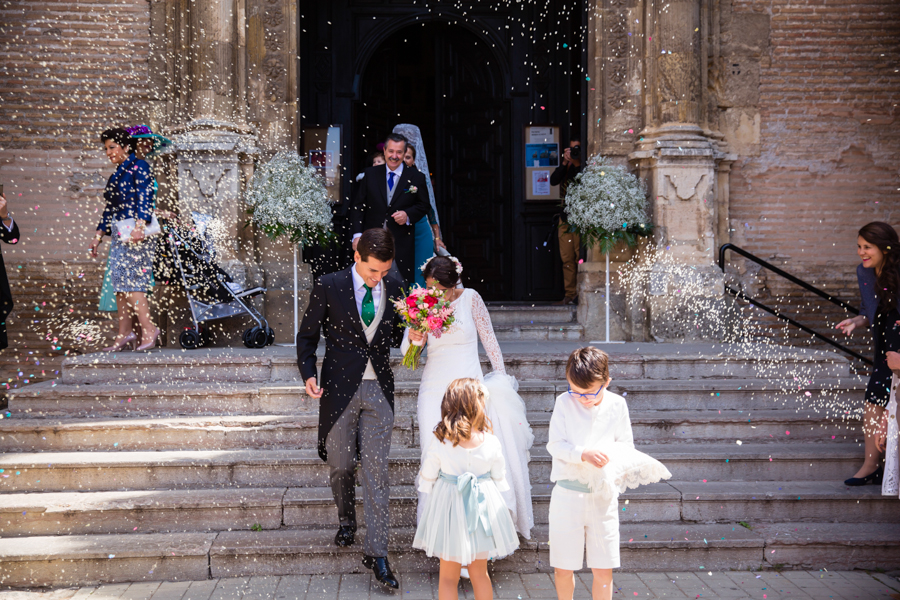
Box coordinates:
[350,133,430,283]
[296,228,404,589]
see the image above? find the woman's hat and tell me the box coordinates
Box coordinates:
[126,125,172,156]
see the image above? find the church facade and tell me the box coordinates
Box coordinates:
[0,0,897,352]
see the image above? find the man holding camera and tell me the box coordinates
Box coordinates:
[550,138,583,305]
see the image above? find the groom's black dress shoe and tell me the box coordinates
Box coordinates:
[362,555,399,589]
[334,525,356,547]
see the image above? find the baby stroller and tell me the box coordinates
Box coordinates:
[156,213,273,349]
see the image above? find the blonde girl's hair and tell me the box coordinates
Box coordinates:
[433,378,492,446]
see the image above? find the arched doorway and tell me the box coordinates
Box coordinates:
[355,23,512,300]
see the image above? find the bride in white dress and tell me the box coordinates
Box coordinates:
[880,354,900,498]
[402,256,535,538]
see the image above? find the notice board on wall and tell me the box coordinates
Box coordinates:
[524,125,561,201]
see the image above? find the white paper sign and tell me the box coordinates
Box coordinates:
[528,127,554,143]
[532,170,550,196]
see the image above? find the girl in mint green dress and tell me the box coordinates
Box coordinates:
[413,378,518,600]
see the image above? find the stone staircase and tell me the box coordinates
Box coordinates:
[486,304,583,341]
[1,339,898,588]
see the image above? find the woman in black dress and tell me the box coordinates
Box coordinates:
[837,222,900,485]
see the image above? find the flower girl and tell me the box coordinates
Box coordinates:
[413,378,520,600]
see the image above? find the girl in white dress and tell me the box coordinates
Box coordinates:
[403,256,535,538]
[413,378,520,600]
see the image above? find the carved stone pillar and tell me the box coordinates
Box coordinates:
[627,0,736,340]
[169,122,259,285]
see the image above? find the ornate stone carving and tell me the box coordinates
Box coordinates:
[264,57,286,99]
[665,172,708,201]
[263,8,284,28]
[264,32,282,53]
[186,164,232,198]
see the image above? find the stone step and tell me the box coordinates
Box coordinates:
[492,322,583,341]
[5,480,890,540]
[8,377,865,418]
[0,415,416,452]
[485,304,576,325]
[5,521,898,587]
[0,531,215,588]
[0,444,863,493]
[0,488,287,537]
[0,483,682,537]
[0,409,858,453]
[675,480,898,524]
[56,346,853,386]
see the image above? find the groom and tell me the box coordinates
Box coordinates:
[350,132,430,283]
[296,228,404,589]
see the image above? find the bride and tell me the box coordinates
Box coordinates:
[402,255,535,539]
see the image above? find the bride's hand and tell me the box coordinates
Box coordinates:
[408,329,426,345]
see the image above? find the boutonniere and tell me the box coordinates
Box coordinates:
[405,185,418,194]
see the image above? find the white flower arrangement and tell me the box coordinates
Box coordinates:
[244,150,335,246]
[563,154,652,254]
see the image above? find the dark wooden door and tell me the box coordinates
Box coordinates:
[356,24,511,300]
[301,0,587,300]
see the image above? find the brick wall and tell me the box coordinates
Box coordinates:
[0,1,150,390]
[0,0,151,260]
[725,0,900,359]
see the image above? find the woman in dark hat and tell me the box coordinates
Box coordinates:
[97,125,171,316]
[88,127,160,352]
[0,192,20,350]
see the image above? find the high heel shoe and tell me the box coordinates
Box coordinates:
[135,327,160,352]
[103,332,137,352]
[844,466,883,486]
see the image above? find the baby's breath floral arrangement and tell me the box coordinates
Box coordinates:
[245,151,335,246]
[563,155,652,254]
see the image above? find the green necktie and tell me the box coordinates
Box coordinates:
[361,284,375,327]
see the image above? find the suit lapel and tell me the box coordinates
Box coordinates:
[336,267,366,340]
[375,164,388,207]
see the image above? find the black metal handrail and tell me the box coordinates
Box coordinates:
[718,243,872,366]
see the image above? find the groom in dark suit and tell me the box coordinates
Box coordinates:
[296,228,404,589]
[350,133,430,282]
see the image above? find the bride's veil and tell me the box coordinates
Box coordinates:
[392,123,439,228]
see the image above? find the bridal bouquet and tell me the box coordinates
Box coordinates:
[393,287,456,369]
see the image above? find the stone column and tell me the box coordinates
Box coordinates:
[628,0,736,340]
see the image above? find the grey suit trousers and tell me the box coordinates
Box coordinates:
[325,379,393,557]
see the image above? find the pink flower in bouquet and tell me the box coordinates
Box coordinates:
[392,286,457,369]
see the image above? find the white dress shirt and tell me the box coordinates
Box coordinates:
[546,390,634,484]
[386,162,404,197]
[3,217,14,233]
[350,263,383,317]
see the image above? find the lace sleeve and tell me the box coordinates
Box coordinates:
[400,327,411,355]
[470,290,506,374]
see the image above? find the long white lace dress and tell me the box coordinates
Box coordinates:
[402,288,535,538]
[883,375,899,498]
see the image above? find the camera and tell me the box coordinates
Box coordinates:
[569,145,581,160]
